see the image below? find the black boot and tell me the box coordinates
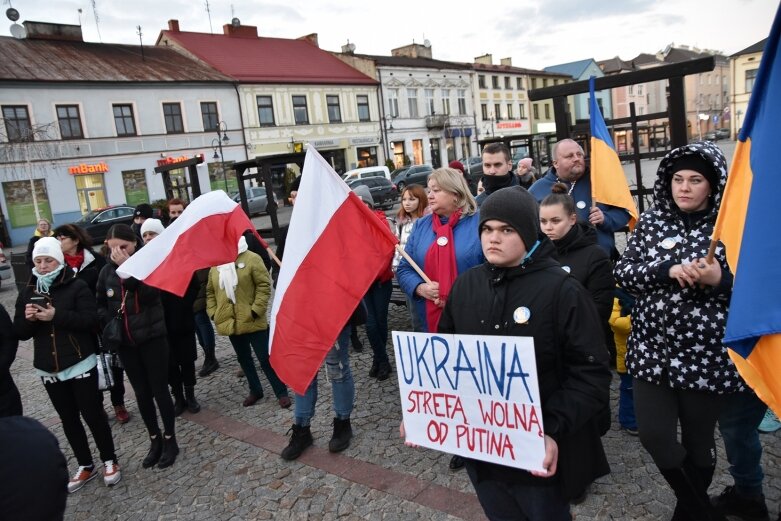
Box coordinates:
[376,361,391,381]
[369,361,379,378]
[184,386,201,413]
[328,418,353,453]
[281,424,313,461]
[659,463,726,521]
[350,330,363,353]
[198,347,219,377]
[157,435,179,469]
[171,384,186,417]
[142,433,163,468]
[711,486,770,521]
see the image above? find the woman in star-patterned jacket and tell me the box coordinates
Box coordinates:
[614,140,743,520]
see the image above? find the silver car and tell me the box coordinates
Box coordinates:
[233,186,269,216]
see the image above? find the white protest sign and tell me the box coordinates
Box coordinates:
[393,331,545,473]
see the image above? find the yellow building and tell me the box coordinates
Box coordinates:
[729,38,767,140]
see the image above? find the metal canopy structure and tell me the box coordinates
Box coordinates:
[231,153,305,245]
[153,155,205,202]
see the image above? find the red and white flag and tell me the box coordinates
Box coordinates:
[270,147,398,395]
[117,190,264,296]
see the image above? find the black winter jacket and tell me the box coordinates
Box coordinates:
[438,238,611,500]
[13,269,98,373]
[614,141,743,394]
[68,248,105,295]
[552,222,614,325]
[96,262,167,347]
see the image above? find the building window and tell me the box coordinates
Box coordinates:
[407,88,419,118]
[519,104,526,119]
[292,95,309,125]
[357,95,370,122]
[162,102,184,134]
[388,89,399,118]
[628,85,634,95]
[56,105,83,139]
[478,75,486,88]
[542,78,549,88]
[113,104,136,136]
[441,89,450,115]
[533,103,539,119]
[326,95,342,123]
[200,102,219,131]
[494,103,501,120]
[544,103,551,119]
[531,78,538,89]
[638,85,644,96]
[553,79,559,85]
[505,77,512,89]
[492,76,500,89]
[256,96,275,126]
[425,89,435,116]
[481,104,488,120]
[745,69,758,93]
[507,104,513,119]
[517,77,524,90]
[457,89,466,115]
[2,105,33,142]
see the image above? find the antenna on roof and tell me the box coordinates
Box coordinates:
[77,8,82,26]
[205,0,213,34]
[90,0,102,42]
[136,25,145,61]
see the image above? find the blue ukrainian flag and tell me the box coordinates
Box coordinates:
[712,5,781,414]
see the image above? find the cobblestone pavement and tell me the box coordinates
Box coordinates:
[5,224,780,519]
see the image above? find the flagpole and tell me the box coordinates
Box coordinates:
[395,245,433,283]
[267,247,282,267]
[705,238,718,264]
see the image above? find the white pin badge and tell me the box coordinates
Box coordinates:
[107,288,114,298]
[436,236,449,247]
[661,238,677,250]
[562,266,571,273]
[576,201,587,209]
[237,262,246,269]
[513,306,531,324]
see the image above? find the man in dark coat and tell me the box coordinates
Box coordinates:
[438,186,611,520]
[475,143,519,206]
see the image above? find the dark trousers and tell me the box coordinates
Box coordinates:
[118,337,176,436]
[168,331,197,390]
[228,329,288,399]
[107,365,126,407]
[0,384,23,417]
[718,391,767,495]
[364,279,392,365]
[634,378,724,469]
[465,461,571,521]
[44,368,116,466]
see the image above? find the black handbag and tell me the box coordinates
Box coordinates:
[101,291,127,350]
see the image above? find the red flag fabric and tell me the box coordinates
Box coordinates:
[116,190,262,296]
[269,147,398,395]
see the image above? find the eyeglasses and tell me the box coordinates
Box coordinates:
[56,234,73,240]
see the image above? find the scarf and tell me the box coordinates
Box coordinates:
[217,236,249,304]
[424,209,461,331]
[33,264,65,294]
[64,250,85,272]
[481,173,514,194]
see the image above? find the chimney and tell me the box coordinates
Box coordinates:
[297,33,319,47]
[500,57,512,67]
[474,54,492,65]
[23,21,83,42]
[168,19,180,32]
[391,42,432,59]
[341,41,356,54]
[223,20,258,38]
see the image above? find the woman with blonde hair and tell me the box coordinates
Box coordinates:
[26,218,54,272]
[392,184,428,332]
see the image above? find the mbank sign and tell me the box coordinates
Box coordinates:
[68,162,109,175]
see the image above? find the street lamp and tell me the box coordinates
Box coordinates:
[211,121,230,192]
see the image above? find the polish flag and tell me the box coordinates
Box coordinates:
[117,190,265,296]
[270,147,398,395]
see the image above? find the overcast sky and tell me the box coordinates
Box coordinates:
[2,0,776,69]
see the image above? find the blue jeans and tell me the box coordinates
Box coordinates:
[365,280,392,365]
[194,310,216,350]
[405,294,423,333]
[718,391,767,496]
[618,373,637,430]
[294,326,354,426]
[228,330,288,399]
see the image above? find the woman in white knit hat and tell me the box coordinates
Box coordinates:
[13,236,121,493]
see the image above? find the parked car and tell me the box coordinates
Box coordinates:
[75,205,136,244]
[342,166,391,182]
[716,128,731,140]
[0,243,11,289]
[391,164,434,191]
[232,186,269,216]
[348,177,399,210]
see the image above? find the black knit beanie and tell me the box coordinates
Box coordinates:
[669,154,719,190]
[479,186,539,249]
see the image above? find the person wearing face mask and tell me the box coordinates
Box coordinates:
[475,143,519,206]
[530,138,631,257]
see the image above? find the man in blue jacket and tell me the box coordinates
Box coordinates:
[529,139,629,256]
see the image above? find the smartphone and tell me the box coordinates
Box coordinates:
[28,295,47,306]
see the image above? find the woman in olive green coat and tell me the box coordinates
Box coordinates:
[207,237,290,408]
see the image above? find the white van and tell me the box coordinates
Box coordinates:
[341,166,391,182]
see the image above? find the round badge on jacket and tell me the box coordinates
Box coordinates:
[576,201,587,209]
[107,288,114,297]
[561,266,571,273]
[661,238,677,250]
[436,236,449,247]
[513,307,531,324]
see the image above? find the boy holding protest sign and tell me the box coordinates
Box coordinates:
[435,186,611,520]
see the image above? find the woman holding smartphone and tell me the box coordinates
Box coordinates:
[14,237,121,493]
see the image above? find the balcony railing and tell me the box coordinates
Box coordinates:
[425,114,448,129]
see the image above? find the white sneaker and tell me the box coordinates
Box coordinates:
[68,465,99,493]
[103,460,122,487]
